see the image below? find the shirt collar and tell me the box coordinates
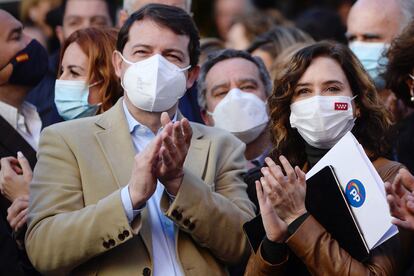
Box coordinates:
[122,99,178,134]
[0,101,39,129]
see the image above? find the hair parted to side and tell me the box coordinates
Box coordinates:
[58,27,122,114]
[123,0,192,14]
[117,3,200,67]
[269,41,393,168]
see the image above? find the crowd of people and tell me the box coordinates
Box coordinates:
[0,0,414,275]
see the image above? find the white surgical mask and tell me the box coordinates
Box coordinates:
[54,80,100,121]
[118,52,191,112]
[208,88,269,144]
[289,95,356,149]
[349,41,389,82]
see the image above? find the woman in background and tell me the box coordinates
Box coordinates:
[54,27,122,120]
[6,27,122,236]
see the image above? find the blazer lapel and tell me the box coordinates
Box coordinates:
[175,113,211,179]
[184,123,210,179]
[94,99,153,259]
[0,116,37,169]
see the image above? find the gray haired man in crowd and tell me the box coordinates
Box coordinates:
[346,0,414,119]
[198,49,272,169]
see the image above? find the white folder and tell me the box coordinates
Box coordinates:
[306,132,398,250]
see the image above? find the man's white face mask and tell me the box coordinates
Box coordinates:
[118,52,191,112]
[208,88,269,144]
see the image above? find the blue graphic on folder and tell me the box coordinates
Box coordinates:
[346,179,366,208]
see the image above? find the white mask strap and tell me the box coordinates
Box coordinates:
[89,80,103,88]
[351,95,358,101]
[180,65,191,72]
[116,50,134,65]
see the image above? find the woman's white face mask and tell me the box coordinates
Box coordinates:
[289,95,357,149]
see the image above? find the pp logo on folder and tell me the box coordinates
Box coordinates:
[345,179,366,208]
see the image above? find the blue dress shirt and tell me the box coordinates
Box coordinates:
[120,100,183,276]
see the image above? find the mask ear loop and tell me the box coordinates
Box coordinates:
[350,94,360,118]
[179,65,191,72]
[115,50,134,65]
[114,51,132,93]
[88,80,103,88]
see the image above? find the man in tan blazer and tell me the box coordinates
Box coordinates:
[25,4,255,275]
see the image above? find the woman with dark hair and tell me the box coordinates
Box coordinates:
[384,20,414,174]
[244,41,411,275]
[54,27,122,120]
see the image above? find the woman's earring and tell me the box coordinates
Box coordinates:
[410,86,414,102]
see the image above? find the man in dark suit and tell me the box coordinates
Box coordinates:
[0,9,48,275]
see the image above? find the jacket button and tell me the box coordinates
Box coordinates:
[118,233,125,241]
[172,209,182,221]
[143,267,151,276]
[176,213,183,220]
[109,239,115,247]
[103,241,110,249]
[183,219,190,226]
[123,230,130,237]
[189,223,195,231]
[171,209,179,218]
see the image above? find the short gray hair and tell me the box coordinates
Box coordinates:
[123,0,192,14]
[399,0,414,32]
[197,49,272,111]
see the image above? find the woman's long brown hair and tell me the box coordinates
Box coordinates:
[269,41,393,168]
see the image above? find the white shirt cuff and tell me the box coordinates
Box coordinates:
[121,185,145,223]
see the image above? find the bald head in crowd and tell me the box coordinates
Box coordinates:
[118,0,192,26]
[346,0,414,121]
[347,0,414,43]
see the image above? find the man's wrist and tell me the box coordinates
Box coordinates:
[162,173,184,196]
[128,186,147,209]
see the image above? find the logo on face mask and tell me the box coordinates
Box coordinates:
[8,39,49,87]
[15,53,29,63]
[345,179,366,208]
[334,102,349,111]
[289,95,356,149]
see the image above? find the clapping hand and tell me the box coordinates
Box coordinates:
[385,168,414,231]
[256,179,288,242]
[156,112,192,196]
[259,156,307,225]
[0,152,31,202]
